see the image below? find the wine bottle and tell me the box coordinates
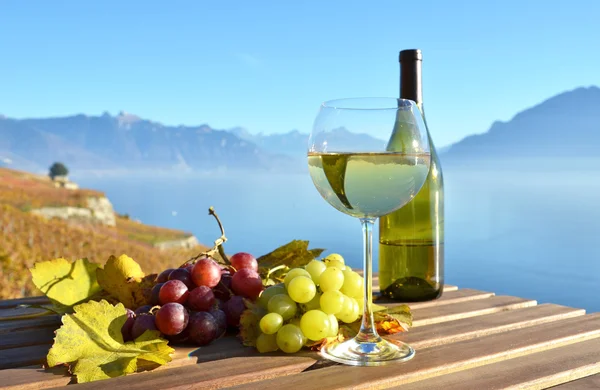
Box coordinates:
[378,49,445,301]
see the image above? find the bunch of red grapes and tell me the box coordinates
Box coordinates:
[121,252,263,346]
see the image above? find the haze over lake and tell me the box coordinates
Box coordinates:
[73,158,600,314]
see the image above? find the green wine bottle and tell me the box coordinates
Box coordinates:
[378,49,445,301]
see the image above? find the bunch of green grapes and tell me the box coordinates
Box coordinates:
[253,253,364,353]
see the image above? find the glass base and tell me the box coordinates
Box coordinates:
[320,335,415,366]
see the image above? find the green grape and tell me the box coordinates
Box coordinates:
[288,317,308,344]
[337,297,360,323]
[340,270,363,298]
[284,268,312,289]
[301,291,322,311]
[288,276,316,303]
[305,260,327,284]
[276,324,305,353]
[259,312,284,335]
[320,290,345,315]
[319,267,344,292]
[256,332,278,353]
[257,284,286,309]
[325,253,345,264]
[300,310,330,341]
[267,294,297,321]
[328,314,339,337]
[335,295,354,320]
[326,259,346,270]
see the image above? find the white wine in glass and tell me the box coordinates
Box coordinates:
[307,98,430,366]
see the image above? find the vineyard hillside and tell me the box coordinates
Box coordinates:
[0,167,206,299]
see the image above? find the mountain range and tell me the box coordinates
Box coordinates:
[443,86,600,161]
[0,112,297,173]
[1,85,599,173]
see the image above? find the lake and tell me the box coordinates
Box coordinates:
[73,161,600,313]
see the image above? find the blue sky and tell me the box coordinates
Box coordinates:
[1,0,599,147]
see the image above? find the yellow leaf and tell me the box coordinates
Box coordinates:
[96,255,147,309]
[30,258,101,307]
[46,299,174,383]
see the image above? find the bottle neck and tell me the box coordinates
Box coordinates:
[400,60,423,106]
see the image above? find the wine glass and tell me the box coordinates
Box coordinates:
[307,97,430,366]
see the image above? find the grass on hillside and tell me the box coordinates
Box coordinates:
[0,167,193,244]
[0,204,209,300]
[115,217,192,245]
[0,167,103,210]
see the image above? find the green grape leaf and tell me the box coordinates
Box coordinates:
[30,258,102,308]
[257,240,325,277]
[46,299,174,383]
[238,299,267,347]
[96,255,151,309]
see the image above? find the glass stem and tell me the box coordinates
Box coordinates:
[356,217,381,343]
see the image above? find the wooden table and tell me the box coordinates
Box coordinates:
[2,278,600,389]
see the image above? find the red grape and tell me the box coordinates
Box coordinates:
[134,305,153,315]
[209,308,227,337]
[156,268,175,283]
[155,303,189,335]
[188,312,218,346]
[121,308,135,342]
[131,314,158,340]
[168,268,195,290]
[159,280,189,305]
[213,274,233,301]
[191,258,221,288]
[182,264,194,272]
[230,252,258,272]
[166,327,190,344]
[188,286,215,312]
[231,268,263,300]
[150,283,164,305]
[223,295,246,327]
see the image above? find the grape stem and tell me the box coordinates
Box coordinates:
[181,207,231,267]
[265,264,287,281]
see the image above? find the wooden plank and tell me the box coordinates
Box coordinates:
[0,316,60,335]
[0,293,541,384]
[0,288,478,351]
[392,288,494,310]
[0,303,582,389]
[398,337,600,390]
[0,366,72,390]
[0,345,52,369]
[227,313,600,390]
[551,373,600,389]
[0,332,251,372]
[403,303,585,350]
[0,289,491,352]
[75,355,318,390]
[0,328,55,350]
[0,306,55,321]
[411,295,537,327]
[0,290,484,371]
[0,296,50,309]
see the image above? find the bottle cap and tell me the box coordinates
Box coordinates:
[399,49,422,62]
